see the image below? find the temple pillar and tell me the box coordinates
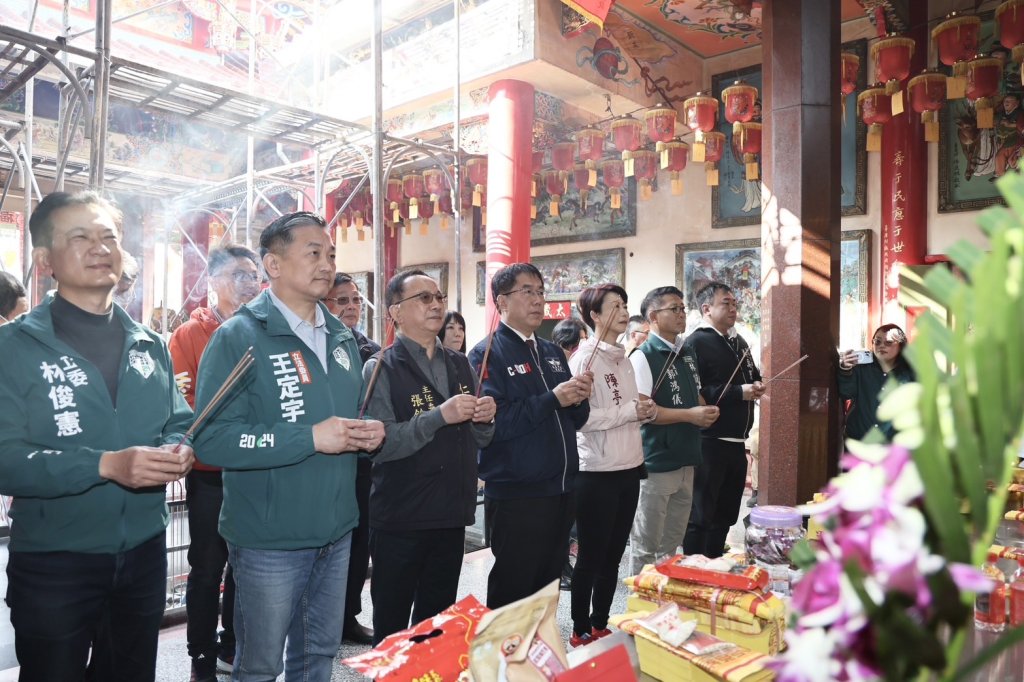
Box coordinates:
[759,0,843,506]
[484,79,534,322]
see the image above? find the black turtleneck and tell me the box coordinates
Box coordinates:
[51,294,125,404]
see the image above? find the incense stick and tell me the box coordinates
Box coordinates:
[582,309,616,374]
[651,334,685,397]
[475,311,501,397]
[177,346,254,449]
[714,348,750,407]
[762,354,810,386]
[358,317,396,418]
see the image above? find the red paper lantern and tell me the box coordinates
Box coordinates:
[683,93,718,163]
[531,151,544,198]
[857,86,892,152]
[932,13,981,98]
[402,174,425,220]
[600,158,625,209]
[576,127,606,165]
[415,193,434,235]
[422,168,449,214]
[573,163,595,211]
[643,104,677,151]
[660,141,688,195]
[721,81,758,136]
[966,55,1003,128]
[871,35,915,96]
[466,156,487,207]
[998,0,1024,47]
[841,52,861,96]
[386,178,403,222]
[736,122,762,180]
[702,131,725,186]
[347,186,369,229]
[551,142,576,172]
[631,150,658,200]
[610,115,643,176]
[908,71,947,142]
[436,189,453,230]
[543,169,567,217]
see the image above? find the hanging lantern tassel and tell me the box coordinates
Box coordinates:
[390,201,400,222]
[388,224,395,238]
[420,219,429,236]
[579,189,588,211]
[530,202,537,220]
[354,211,364,228]
[623,150,635,178]
[671,171,683,195]
[639,180,652,201]
[404,222,412,236]
[976,96,995,128]
[430,193,440,213]
[885,79,900,96]
[706,162,719,186]
[744,154,759,181]
[948,61,968,99]
[409,197,419,220]
[481,208,487,226]
[609,187,621,209]
[339,225,348,243]
[440,214,449,230]
[587,165,597,186]
[531,175,537,198]
[922,110,939,142]
[691,131,707,163]
[660,149,669,170]
[867,123,883,152]
[549,195,560,217]
[890,90,904,116]
[357,228,366,241]
[473,185,483,207]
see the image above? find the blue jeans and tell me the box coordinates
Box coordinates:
[228,534,351,682]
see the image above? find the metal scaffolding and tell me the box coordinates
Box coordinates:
[0,0,467,336]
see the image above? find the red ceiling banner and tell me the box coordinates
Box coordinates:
[559,0,616,30]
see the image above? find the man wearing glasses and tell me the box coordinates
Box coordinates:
[321,271,379,644]
[360,270,495,643]
[683,282,764,559]
[628,286,719,573]
[469,263,593,608]
[169,245,260,681]
[193,212,384,681]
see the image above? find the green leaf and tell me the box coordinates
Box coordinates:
[947,239,985,277]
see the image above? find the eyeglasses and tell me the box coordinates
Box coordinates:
[394,291,448,306]
[321,295,363,306]
[224,271,260,284]
[503,287,546,299]
[652,305,685,315]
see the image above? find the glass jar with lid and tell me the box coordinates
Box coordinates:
[745,505,805,596]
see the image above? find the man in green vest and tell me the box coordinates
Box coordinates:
[628,286,718,573]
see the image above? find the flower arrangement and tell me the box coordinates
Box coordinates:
[771,174,1024,681]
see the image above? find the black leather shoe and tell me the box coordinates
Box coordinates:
[343,621,374,645]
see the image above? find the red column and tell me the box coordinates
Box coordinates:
[880,3,927,325]
[485,79,534,323]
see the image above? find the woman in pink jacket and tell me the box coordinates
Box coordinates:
[567,284,656,647]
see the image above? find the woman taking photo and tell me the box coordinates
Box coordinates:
[567,284,655,647]
[838,323,916,442]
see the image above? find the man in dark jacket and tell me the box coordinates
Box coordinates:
[322,271,380,644]
[468,262,592,609]
[362,270,495,643]
[0,191,194,681]
[682,282,764,558]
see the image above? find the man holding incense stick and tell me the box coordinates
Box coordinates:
[683,282,764,559]
[193,211,384,682]
[170,245,260,681]
[361,270,494,644]
[628,285,719,573]
[0,191,194,681]
[469,262,592,609]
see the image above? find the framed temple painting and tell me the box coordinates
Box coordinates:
[710,38,867,227]
[396,262,449,297]
[532,248,626,302]
[938,11,1021,212]
[472,178,637,251]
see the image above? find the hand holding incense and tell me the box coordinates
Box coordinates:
[714,348,749,407]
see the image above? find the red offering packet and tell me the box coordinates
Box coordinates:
[654,554,770,592]
[342,595,489,679]
[553,644,637,682]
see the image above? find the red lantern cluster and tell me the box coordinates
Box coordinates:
[908,71,947,142]
[683,93,718,162]
[857,86,892,152]
[721,81,758,137]
[965,55,1002,128]
[997,0,1024,85]
[871,35,915,98]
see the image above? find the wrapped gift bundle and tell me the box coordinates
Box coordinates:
[622,563,786,656]
[610,610,774,682]
[342,595,489,679]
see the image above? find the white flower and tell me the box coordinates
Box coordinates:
[773,628,843,682]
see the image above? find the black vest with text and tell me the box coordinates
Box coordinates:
[371,341,478,531]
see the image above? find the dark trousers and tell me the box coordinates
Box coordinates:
[683,439,748,558]
[571,467,641,636]
[184,470,235,661]
[344,458,372,626]
[368,527,465,645]
[485,493,575,609]
[5,533,166,682]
